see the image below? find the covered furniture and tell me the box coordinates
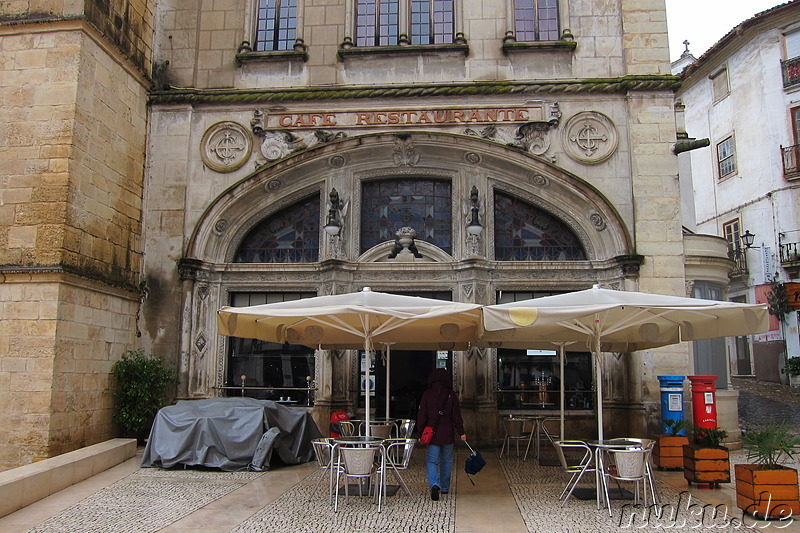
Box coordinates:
[141,397,322,471]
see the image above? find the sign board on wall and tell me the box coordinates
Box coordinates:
[787,282,800,311]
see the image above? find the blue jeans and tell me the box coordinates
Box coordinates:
[426,444,454,491]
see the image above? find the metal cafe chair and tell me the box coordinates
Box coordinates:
[395,419,416,439]
[553,440,598,507]
[605,438,659,508]
[500,416,534,458]
[378,438,416,498]
[338,420,356,437]
[308,438,342,504]
[333,442,386,513]
[368,422,394,440]
[600,446,651,517]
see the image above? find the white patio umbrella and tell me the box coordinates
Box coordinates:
[480,285,769,440]
[217,287,483,435]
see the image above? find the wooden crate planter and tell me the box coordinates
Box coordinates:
[735,464,800,520]
[683,444,730,488]
[653,435,689,470]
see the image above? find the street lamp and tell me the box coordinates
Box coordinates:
[741,230,757,249]
[324,188,342,236]
[466,186,483,236]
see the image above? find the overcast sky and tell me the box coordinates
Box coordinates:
[665,0,789,62]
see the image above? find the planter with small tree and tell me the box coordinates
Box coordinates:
[736,422,800,520]
[683,426,730,488]
[111,349,177,444]
[654,419,690,470]
[786,357,800,388]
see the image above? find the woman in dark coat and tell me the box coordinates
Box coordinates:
[416,368,466,500]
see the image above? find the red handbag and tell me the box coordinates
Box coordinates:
[419,392,450,445]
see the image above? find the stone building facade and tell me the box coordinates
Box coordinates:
[0,0,735,469]
[0,0,153,469]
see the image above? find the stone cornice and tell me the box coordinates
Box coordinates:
[0,265,139,297]
[149,76,681,106]
[0,15,153,90]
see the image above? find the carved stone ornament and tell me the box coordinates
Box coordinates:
[392,136,420,166]
[589,211,607,231]
[562,111,618,164]
[464,122,551,156]
[200,121,252,172]
[260,129,348,161]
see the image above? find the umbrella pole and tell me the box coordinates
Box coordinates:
[559,344,565,441]
[594,335,603,441]
[385,345,391,420]
[364,342,371,438]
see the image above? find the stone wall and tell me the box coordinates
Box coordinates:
[0,0,154,73]
[0,14,150,468]
[0,272,138,470]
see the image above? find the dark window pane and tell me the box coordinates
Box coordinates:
[235,194,320,263]
[493,192,586,261]
[227,292,317,401]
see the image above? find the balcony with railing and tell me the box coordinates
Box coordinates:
[781,56,800,88]
[781,144,800,180]
[781,240,800,277]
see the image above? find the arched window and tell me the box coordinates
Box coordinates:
[361,179,452,254]
[235,194,320,263]
[494,192,585,261]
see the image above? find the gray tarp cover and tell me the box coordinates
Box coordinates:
[141,397,322,471]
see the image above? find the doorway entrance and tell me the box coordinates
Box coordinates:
[372,349,452,420]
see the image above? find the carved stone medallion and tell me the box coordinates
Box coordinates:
[200,121,252,172]
[562,111,618,164]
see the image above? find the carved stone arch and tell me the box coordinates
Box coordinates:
[186,130,631,265]
[357,241,455,263]
[223,187,323,263]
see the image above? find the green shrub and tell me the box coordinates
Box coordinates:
[111,350,176,441]
[663,418,688,436]
[693,427,728,448]
[742,421,800,467]
[786,357,800,377]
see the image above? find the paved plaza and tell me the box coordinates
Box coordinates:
[2,445,800,533]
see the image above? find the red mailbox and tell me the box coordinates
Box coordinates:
[688,375,718,429]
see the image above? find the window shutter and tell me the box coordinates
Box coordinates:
[786,30,800,60]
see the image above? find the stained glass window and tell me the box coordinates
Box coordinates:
[361,179,452,254]
[235,194,320,263]
[494,192,586,261]
[254,0,298,52]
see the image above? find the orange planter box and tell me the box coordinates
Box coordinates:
[653,435,689,469]
[683,445,730,486]
[735,464,800,519]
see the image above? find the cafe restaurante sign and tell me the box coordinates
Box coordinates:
[270,103,556,129]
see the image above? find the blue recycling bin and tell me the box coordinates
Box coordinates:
[658,375,686,435]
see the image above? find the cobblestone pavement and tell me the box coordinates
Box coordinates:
[734,377,800,432]
[12,379,800,533]
[20,449,798,533]
[27,470,264,533]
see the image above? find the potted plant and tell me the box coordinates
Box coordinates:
[111,349,177,444]
[786,357,800,388]
[736,421,800,519]
[683,426,730,488]
[654,419,690,470]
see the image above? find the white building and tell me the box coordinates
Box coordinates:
[676,0,800,384]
